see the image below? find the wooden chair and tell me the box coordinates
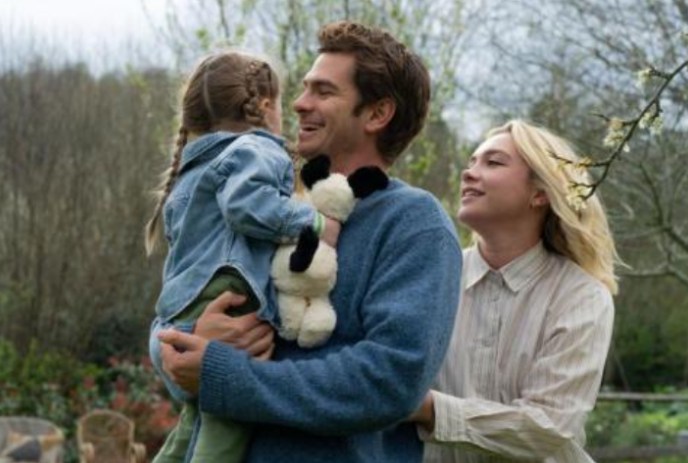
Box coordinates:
[77,410,146,463]
[0,417,64,463]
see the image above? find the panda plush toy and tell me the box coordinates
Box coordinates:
[271,155,389,348]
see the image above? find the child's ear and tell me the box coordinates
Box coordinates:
[363,98,396,134]
[259,97,274,111]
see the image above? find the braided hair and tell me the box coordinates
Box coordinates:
[145,51,281,255]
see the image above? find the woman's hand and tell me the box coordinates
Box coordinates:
[194,291,275,360]
[408,391,436,433]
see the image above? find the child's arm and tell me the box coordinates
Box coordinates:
[211,136,326,244]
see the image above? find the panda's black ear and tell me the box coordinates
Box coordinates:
[301,155,331,190]
[347,166,389,199]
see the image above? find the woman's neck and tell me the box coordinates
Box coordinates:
[476,226,542,270]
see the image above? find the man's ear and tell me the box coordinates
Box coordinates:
[363,98,396,134]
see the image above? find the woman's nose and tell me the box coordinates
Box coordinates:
[462,164,479,182]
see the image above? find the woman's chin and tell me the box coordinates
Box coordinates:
[457,208,480,228]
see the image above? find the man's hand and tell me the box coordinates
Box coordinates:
[158,329,209,395]
[194,291,275,360]
[321,216,341,248]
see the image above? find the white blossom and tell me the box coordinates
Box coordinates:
[565,184,590,212]
[609,118,624,132]
[636,68,653,89]
[650,115,664,136]
[604,118,626,148]
[639,109,664,136]
[639,111,653,129]
[572,157,593,176]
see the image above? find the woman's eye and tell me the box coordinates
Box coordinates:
[487,160,502,166]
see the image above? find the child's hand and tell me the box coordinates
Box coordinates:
[321,216,341,248]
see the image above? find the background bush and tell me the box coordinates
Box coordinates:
[0,339,177,462]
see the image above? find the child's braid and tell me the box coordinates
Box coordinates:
[242,61,269,128]
[144,126,188,255]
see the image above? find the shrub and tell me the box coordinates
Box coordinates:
[0,338,177,462]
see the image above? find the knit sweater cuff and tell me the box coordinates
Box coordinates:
[199,340,249,417]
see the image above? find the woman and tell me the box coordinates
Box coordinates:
[412,120,619,462]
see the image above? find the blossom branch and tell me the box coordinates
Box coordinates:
[550,52,688,210]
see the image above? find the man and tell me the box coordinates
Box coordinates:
[154,21,462,463]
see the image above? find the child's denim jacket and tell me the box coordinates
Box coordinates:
[156,129,315,323]
[150,130,314,400]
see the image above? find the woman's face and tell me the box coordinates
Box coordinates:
[458,132,543,231]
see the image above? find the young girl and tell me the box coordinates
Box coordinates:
[145,51,338,463]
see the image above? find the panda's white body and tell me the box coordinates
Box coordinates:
[270,173,358,348]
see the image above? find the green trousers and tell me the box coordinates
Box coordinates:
[153,269,259,463]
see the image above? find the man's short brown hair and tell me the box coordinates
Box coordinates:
[318,21,431,165]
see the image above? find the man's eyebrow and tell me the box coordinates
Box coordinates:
[303,78,338,90]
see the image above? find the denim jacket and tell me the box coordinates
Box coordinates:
[155,129,316,324]
[150,129,315,402]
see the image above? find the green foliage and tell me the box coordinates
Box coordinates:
[586,393,688,450]
[0,338,176,462]
[612,277,688,389]
[196,28,214,51]
[0,339,98,422]
[586,401,628,448]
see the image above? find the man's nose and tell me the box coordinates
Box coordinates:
[293,91,311,113]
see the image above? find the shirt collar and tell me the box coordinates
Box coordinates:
[465,241,549,293]
[465,246,492,290]
[180,129,284,171]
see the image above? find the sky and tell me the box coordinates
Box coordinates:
[0,0,170,68]
[0,0,165,40]
[0,0,489,137]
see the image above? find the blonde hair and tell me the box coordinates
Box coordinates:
[486,119,620,294]
[144,50,281,255]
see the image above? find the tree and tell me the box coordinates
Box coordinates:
[0,59,177,359]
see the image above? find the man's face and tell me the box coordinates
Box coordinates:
[293,53,367,160]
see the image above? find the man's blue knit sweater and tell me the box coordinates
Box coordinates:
[199,178,462,463]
